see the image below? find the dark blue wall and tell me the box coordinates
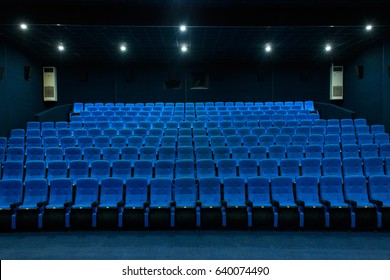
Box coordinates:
[56,61,330,105]
[0,42,45,137]
[343,40,390,132]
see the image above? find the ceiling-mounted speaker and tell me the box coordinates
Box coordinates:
[24,66,32,80]
[0,66,4,80]
[356,65,364,79]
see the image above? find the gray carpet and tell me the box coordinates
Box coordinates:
[1,230,389,260]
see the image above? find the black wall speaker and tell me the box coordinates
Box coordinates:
[24,66,32,80]
[0,66,3,80]
[356,65,364,79]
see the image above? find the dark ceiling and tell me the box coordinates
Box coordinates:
[0,0,389,63]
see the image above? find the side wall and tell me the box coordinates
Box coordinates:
[343,40,390,130]
[0,42,45,137]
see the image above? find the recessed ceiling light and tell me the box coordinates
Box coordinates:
[58,44,65,52]
[179,25,187,32]
[265,43,272,52]
[181,44,188,53]
[325,44,332,52]
[120,44,127,52]
[366,25,373,31]
[20,23,28,30]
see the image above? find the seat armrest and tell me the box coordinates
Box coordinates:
[370,199,383,207]
[37,201,48,208]
[271,199,280,207]
[345,199,357,207]
[170,200,176,207]
[64,201,74,208]
[246,200,253,207]
[117,201,125,208]
[10,201,23,210]
[320,199,330,207]
[221,200,227,207]
[196,200,202,207]
[295,200,305,207]
[143,201,150,208]
[91,201,100,207]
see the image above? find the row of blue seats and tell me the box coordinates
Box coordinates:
[69,113,319,124]
[3,141,390,164]
[1,174,388,230]
[2,157,390,184]
[75,100,315,110]
[4,134,390,157]
[13,127,389,144]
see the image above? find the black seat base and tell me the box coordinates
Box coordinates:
[252,207,274,229]
[0,210,14,231]
[329,207,351,229]
[355,207,377,229]
[381,207,390,230]
[97,208,119,229]
[200,207,223,229]
[43,209,67,230]
[70,209,94,230]
[175,208,197,229]
[304,207,326,229]
[278,207,299,229]
[226,207,248,229]
[122,208,145,229]
[148,208,172,229]
[16,209,39,231]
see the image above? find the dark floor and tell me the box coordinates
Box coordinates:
[1,230,389,260]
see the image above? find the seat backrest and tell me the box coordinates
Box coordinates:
[2,161,24,180]
[247,176,271,206]
[322,157,342,176]
[368,175,390,204]
[198,177,221,207]
[100,178,124,205]
[6,147,25,162]
[23,179,48,207]
[196,159,216,178]
[295,176,320,204]
[64,147,83,162]
[301,158,321,178]
[259,159,279,179]
[342,144,359,158]
[25,160,46,180]
[279,158,300,179]
[323,144,340,158]
[319,176,345,204]
[154,160,174,179]
[74,178,99,205]
[47,160,68,181]
[174,177,197,207]
[343,157,363,177]
[344,175,370,204]
[0,179,23,206]
[133,160,153,181]
[223,177,246,207]
[360,143,379,158]
[90,160,110,182]
[217,159,237,180]
[363,157,385,177]
[149,178,173,207]
[175,159,195,178]
[177,146,194,161]
[125,178,148,207]
[238,159,258,179]
[271,176,295,204]
[48,178,73,206]
[69,160,89,182]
